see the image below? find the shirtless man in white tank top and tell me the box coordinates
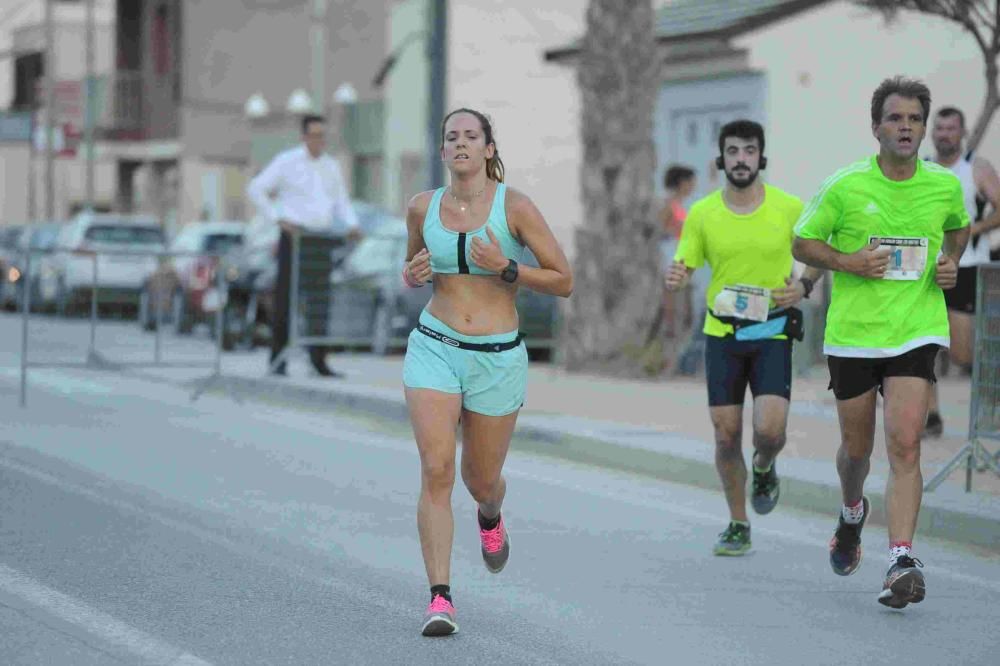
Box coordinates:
[925,106,1000,435]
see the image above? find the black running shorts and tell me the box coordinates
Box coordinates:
[826,344,939,401]
[704,335,792,407]
[943,265,978,314]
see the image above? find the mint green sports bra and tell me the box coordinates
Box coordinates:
[423,183,525,275]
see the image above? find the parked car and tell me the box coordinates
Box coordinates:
[326,229,556,357]
[42,212,165,315]
[514,248,559,361]
[326,218,431,354]
[219,201,559,357]
[2,223,64,313]
[219,201,395,351]
[0,225,26,310]
[217,216,280,350]
[138,221,245,333]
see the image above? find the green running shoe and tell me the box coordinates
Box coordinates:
[713,522,751,556]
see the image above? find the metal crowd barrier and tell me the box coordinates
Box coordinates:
[925,262,1000,492]
[266,230,357,374]
[17,246,235,407]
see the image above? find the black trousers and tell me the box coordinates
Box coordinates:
[271,228,339,370]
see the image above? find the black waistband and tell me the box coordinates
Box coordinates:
[416,324,522,352]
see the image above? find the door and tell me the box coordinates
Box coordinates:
[654,73,767,203]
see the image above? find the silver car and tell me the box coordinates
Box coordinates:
[43,212,165,314]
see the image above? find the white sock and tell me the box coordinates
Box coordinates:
[889,543,912,564]
[841,499,864,525]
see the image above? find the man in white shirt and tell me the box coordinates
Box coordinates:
[247,114,359,376]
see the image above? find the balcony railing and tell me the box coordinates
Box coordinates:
[103,69,179,141]
[105,69,145,140]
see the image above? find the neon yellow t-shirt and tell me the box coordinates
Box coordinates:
[794,155,969,357]
[674,184,805,338]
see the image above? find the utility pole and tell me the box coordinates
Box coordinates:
[426,0,446,190]
[84,0,95,210]
[310,0,328,116]
[43,0,55,221]
[28,113,37,222]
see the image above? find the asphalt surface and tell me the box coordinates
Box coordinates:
[1,312,999,665]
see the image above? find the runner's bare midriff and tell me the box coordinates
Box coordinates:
[426,273,520,335]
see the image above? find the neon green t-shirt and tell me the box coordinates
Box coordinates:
[674,184,805,337]
[794,155,969,357]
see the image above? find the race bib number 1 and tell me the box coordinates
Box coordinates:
[870,236,928,281]
[713,285,770,322]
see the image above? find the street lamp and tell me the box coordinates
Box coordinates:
[286,88,314,115]
[333,82,357,106]
[244,92,269,120]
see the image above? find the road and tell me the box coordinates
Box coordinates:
[0,312,998,665]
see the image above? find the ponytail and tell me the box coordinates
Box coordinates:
[486,152,505,183]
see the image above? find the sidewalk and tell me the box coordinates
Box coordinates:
[152,349,1000,552]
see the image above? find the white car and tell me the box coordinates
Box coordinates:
[43,212,165,314]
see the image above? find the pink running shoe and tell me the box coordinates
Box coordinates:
[421,594,458,637]
[479,514,510,573]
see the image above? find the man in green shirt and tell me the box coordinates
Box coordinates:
[793,77,969,609]
[667,120,823,556]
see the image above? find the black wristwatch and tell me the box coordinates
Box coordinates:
[500,259,519,283]
[799,276,814,299]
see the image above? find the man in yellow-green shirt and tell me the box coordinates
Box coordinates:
[793,77,969,610]
[666,120,823,557]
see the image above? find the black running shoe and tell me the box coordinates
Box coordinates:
[878,555,926,609]
[751,462,780,515]
[829,496,869,576]
[923,411,943,438]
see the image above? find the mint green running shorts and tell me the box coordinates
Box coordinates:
[403,310,527,416]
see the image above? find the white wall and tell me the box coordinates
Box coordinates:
[448,1,587,255]
[0,143,116,224]
[738,0,996,201]
[0,0,115,110]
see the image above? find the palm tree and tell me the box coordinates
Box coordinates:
[564,0,660,375]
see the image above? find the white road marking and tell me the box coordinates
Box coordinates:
[0,563,213,666]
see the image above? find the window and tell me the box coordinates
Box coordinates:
[85,225,165,245]
[152,4,171,76]
[12,52,44,111]
[203,233,243,255]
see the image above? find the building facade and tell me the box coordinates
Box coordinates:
[2,0,391,232]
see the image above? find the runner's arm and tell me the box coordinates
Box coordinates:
[941,174,971,264]
[792,238,849,272]
[941,226,970,266]
[404,192,433,285]
[505,188,573,298]
[972,157,1000,236]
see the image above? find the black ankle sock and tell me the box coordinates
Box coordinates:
[430,584,451,603]
[478,510,500,531]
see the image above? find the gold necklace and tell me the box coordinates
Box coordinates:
[449,186,484,213]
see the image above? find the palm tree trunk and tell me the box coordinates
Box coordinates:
[564,0,660,375]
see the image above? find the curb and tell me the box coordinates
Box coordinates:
[196,373,1000,552]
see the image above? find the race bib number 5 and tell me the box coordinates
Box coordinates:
[713,285,770,322]
[869,236,928,281]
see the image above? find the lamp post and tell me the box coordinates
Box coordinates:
[44,0,54,221]
[83,0,95,211]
